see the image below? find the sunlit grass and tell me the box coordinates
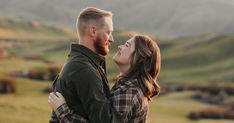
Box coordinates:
[0,77,52,123]
[148,91,234,123]
[0,95,51,123]
[0,57,46,74]
[1,82,233,123]
[1,28,234,123]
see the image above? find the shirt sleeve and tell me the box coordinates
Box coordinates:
[55,103,89,123]
[111,87,139,123]
[72,67,122,123]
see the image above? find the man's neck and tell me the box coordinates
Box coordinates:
[79,38,97,54]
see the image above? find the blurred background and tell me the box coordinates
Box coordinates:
[0,0,234,123]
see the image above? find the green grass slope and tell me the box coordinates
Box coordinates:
[1,79,233,123]
[160,34,234,83]
[0,21,234,123]
[6,29,234,83]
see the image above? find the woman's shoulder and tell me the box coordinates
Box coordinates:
[111,79,144,97]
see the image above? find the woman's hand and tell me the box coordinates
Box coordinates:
[48,92,66,111]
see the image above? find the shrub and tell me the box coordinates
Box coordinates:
[47,64,61,80]
[161,83,234,96]
[28,69,49,80]
[188,108,234,120]
[42,87,53,94]
[27,65,61,81]
[0,76,17,93]
[193,90,228,105]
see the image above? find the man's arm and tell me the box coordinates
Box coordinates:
[72,68,122,123]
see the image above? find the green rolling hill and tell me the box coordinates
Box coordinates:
[0,19,233,123]
[1,19,233,83]
[159,34,234,83]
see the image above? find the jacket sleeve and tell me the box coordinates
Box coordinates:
[72,68,122,123]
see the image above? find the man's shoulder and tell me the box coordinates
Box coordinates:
[59,54,101,85]
[59,54,98,78]
[67,53,95,70]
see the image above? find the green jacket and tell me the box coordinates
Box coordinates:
[49,44,122,123]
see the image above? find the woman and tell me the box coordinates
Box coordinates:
[48,34,161,123]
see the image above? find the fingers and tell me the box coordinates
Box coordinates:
[56,92,63,98]
[48,93,58,104]
[48,93,59,111]
[48,92,65,104]
[48,92,66,111]
[48,93,53,103]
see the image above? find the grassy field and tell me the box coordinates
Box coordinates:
[148,92,234,123]
[0,19,234,122]
[0,78,51,123]
[0,53,233,123]
[0,76,233,123]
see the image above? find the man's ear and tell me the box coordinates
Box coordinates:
[89,26,97,38]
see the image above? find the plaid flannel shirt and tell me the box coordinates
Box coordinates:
[55,79,149,123]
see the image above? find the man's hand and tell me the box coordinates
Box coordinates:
[48,92,66,111]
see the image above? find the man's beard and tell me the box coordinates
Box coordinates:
[94,36,109,56]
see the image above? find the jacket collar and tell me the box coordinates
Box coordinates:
[69,43,105,67]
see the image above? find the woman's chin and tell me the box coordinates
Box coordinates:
[113,56,119,64]
[113,56,117,63]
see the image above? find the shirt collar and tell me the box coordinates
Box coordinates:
[112,79,138,91]
[69,43,105,66]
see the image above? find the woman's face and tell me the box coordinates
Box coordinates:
[113,37,135,66]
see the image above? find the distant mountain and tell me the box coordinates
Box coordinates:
[0,18,75,40]
[0,0,234,37]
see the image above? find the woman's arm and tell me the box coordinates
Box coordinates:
[48,92,89,123]
[110,87,139,123]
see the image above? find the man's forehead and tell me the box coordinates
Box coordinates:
[97,17,113,31]
[105,18,113,28]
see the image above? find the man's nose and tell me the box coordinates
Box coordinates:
[109,34,114,43]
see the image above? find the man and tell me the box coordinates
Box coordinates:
[49,7,122,123]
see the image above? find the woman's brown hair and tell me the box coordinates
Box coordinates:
[118,35,161,100]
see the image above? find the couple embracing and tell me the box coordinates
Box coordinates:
[48,7,161,123]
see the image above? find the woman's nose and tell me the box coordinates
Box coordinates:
[118,45,122,49]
